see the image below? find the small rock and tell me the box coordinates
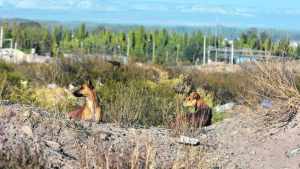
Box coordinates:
[47,83,58,89]
[261,99,272,109]
[99,133,110,141]
[287,147,300,158]
[212,167,220,169]
[177,136,200,146]
[215,102,235,112]
[21,125,33,138]
[23,111,30,118]
[45,140,61,151]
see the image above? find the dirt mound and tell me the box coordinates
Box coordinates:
[0,101,209,169]
[1,101,300,169]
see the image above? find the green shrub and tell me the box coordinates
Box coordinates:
[7,82,36,105]
[97,79,179,126]
[212,111,226,124]
[0,72,7,98]
[1,58,242,127]
[0,60,13,72]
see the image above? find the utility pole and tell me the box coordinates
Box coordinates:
[203,36,206,65]
[166,51,169,64]
[176,44,180,64]
[208,48,210,64]
[230,40,234,64]
[10,39,13,49]
[225,47,227,63]
[215,16,218,62]
[215,40,218,62]
[127,36,130,57]
[0,27,3,49]
[152,35,156,63]
[80,41,84,55]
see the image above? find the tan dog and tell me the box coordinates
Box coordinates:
[68,80,102,122]
[173,92,212,128]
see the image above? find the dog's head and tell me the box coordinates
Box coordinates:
[73,80,95,97]
[183,92,201,107]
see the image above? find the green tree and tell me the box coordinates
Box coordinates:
[76,23,88,40]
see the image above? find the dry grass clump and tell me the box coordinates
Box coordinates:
[97,79,183,127]
[171,144,211,169]
[187,70,247,104]
[75,134,208,169]
[0,73,7,99]
[242,60,300,126]
[244,60,300,102]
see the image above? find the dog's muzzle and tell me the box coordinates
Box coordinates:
[73,90,84,97]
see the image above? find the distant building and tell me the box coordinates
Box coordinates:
[290,41,299,48]
[0,49,51,63]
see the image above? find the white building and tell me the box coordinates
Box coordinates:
[290,41,299,48]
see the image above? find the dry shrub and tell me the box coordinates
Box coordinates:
[243,60,300,102]
[188,70,247,104]
[97,80,180,127]
[1,58,178,127]
[0,58,162,87]
[172,146,209,169]
[31,86,77,115]
[2,57,234,127]
[74,135,158,169]
[242,60,300,126]
[0,73,7,99]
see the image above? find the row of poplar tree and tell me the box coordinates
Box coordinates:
[2,21,300,64]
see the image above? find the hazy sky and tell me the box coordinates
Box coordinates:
[1,0,300,30]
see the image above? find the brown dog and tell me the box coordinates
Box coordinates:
[68,80,103,122]
[174,92,212,128]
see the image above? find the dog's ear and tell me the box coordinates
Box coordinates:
[88,79,95,89]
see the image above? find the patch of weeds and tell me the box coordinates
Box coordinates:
[212,110,227,124]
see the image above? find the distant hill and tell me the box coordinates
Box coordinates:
[1,18,300,41]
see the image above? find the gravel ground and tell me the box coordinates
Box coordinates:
[0,101,210,169]
[1,101,300,169]
[201,105,300,169]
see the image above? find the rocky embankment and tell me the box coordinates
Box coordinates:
[0,101,212,169]
[1,101,300,169]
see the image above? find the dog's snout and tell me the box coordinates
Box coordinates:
[73,90,84,97]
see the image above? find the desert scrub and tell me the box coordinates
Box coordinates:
[0,73,7,98]
[6,79,77,116]
[31,86,77,115]
[14,58,160,87]
[0,61,29,99]
[7,82,36,105]
[242,60,300,126]
[212,111,227,124]
[242,61,300,104]
[97,79,180,126]
[0,58,225,127]
[188,70,247,104]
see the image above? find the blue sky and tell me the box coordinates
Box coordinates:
[1,0,300,30]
